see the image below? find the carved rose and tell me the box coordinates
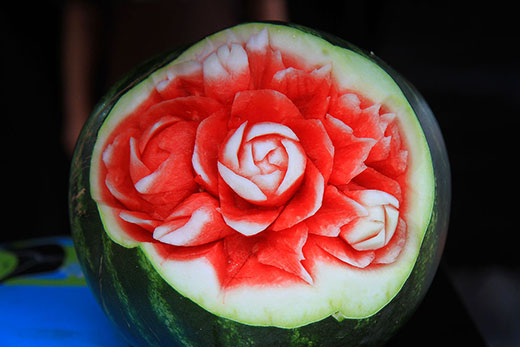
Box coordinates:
[96,28,409,287]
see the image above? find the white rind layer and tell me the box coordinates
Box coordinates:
[90,22,435,327]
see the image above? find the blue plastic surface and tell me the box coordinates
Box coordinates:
[0,237,128,346]
[0,285,128,347]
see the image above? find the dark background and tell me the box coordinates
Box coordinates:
[2,1,518,346]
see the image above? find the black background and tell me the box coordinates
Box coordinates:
[2,1,518,345]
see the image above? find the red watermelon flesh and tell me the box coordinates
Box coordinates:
[84,25,438,330]
[92,27,411,291]
[70,23,451,335]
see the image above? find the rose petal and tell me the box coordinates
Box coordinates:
[217,162,267,203]
[364,112,395,165]
[104,174,145,211]
[346,189,399,208]
[267,146,285,166]
[250,170,283,193]
[354,104,385,139]
[224,29,241,45]
[329,92,360,116]
[238,142,261,176]
[153,239,224,262]
[286,118,334,183]
[323,113,355,139]
[246,121,299,142]
[102,129,151,211]
[264,224,308,259]
[154,218,188,239]
[314,235,375,268]
[158,121,197,153]
[329,93,387,140]
[350,227,386,251]
[374,218,406,264]
[203,43,250,104]
[252,138,278,162]
[192,110,229,196]
[271,64,332,119]
[129,137,152,186]
[245,29,286,89]
[384,204,400,245]
[155,60,204,99]
[153,193,234,246]
[134,155,194,194]
[370,143,408,177]
[219,233,306,288]
[352,167,402,203]
[305,185,368,237]
[137,117,181,155]
[272,160,325,231]
[256,224,313,284]
[245,28,269,52]
[138,119,198,173]
[220,233,259,287]
[99,205,154,242]
[222,218,271,237]
[220,121,247,171]
[229,89,303,130]
[136,122,197,195]
[368,118,408,177]
[119,210,160,232]
[324,114,376,185]
[340,206,385,245]
[139,96,222,130]
[218,178,282,236]
[366,136,392,163]
[275,139,307,196]
[218,121,307,206]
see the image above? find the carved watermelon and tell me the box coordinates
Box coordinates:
[69,22,450,346]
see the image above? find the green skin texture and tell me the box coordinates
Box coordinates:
[69,22,450,347]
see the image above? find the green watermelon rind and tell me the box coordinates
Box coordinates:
[70,22,450,346]
[90,22,434,324]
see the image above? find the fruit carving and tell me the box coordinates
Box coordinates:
[70,22,450,346]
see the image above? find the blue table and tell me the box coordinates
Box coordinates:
[0,237,128,347]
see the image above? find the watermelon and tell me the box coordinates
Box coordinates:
[69,22,450,346]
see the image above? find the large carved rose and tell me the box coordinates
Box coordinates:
[96,28,409,287]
